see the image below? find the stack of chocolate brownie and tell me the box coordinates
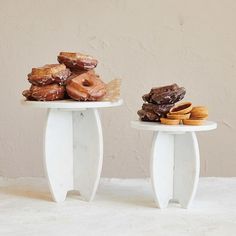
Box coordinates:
[137,84,186,122]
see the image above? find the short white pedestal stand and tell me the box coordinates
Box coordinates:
[22,99,122,202]
[131,121,217,209]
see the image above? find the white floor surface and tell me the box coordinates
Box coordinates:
[0,177,236,236]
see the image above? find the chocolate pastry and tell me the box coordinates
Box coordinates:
[22,84,65,101]
[138,83,186,122]
[142,103,174,116]
[66,72,106,101]
[58,52,98,70]
[142,83,186,105]
[149,84,179,95]
[137,103,174,122]
[137,109,160,122]
[28,64,71,86]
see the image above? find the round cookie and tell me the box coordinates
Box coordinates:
[167,113,191,120]
[169,102,193,114]
[183,119,205,126]
[190,106,208,119]
[160,118,180,125]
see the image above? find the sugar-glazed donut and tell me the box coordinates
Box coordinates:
[28,64,71,86]
[66,72,106,101]
[22,84,65,101]
[58,52,98,70]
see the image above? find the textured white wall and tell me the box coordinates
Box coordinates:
[0,0,236,177]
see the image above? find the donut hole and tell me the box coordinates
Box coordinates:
[82,79,92,87]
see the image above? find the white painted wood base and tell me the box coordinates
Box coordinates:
[44,108,103,202]
[151,131,200,208]
[131,121,217,209]
[22,99,122,203]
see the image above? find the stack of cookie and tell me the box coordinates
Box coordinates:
[160,102,209,125]
[183,106,208,125]
[137,84,186,122]
[22,52,107,101]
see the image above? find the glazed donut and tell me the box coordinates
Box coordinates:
[66,72,106,101]
[70,69,97,77]
[28,64,71,86]
[22,84,65,101]
[58,52,98,70]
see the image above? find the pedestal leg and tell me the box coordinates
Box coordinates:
[72,109,103,201]
[150,131,200,208]
[150,132,174,208]
[44,109,73,202]
[173,132,200,208]
[44,108,103,202]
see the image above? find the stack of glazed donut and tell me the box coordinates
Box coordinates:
[137,84,186,122]
[22,52,106,101]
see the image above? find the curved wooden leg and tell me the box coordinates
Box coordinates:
[150,132,174,208]
[44,109,73,202]
[73,109,103,201]
[150,131,200,209]
[174,132,200,208]
[44,108,103,202]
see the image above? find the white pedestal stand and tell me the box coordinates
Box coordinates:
[22,99,122,202]
[131,121,217,209]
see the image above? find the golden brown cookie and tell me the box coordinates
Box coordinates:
[167,113,191,120]
[183,119,204,126]
[160,118,180,125]
[190,106,208,119]
[28,64,71,86]
[169,102,193,114]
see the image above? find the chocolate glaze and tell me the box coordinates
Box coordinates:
[137,103,174,121]
[143,84,186,105]
[138,83,186,122]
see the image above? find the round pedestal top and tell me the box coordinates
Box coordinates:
[21,99,123,109]
[131,120,217,132]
